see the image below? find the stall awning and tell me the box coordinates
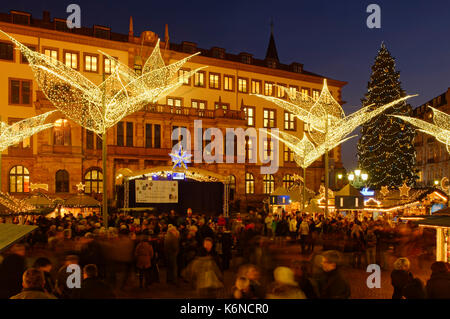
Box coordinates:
[64,194,100,207]
[0,223,37,252]
[416,214,450,228]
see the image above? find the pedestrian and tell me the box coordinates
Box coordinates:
[391,257,413,299]
[365,229,377,266]
[266,266,306,299]
[426,261,450,299]
[71,264,115,299]
[10,268,57,299]
[134,236,154,288]
[33,257,55,295]
[0,244,27,299]
[299,219,309,254]
[319,250,351,299]
[164,224,180,285]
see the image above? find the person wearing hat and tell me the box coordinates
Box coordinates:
[266,266,306,299]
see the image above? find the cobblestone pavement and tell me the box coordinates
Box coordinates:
[110,241,435,299]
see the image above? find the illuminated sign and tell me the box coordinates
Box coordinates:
[360,187,375,196]
[172,172,186,180]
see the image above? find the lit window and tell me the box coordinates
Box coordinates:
[64,51,78,69]
[54,119,71,146]
[238,78,248,93]
[312,89,320,100]
[263,174,275,194]
[9,166,30,193]
[209,73,220,89]
[104,56,117,74]
[264,82,274,96]
[244,106,255,127]
[44,49,58,63]
[84,54,98,72]
[263,109,276,128]
[84,169,103,193]
[194,71,205,87]
[283,174,294,189]
[284,111,295,130]
[178,69,191,85]
[251,80,261,94]
[224,75,234,91]
[284,145,294,163]
[245,173,255,194]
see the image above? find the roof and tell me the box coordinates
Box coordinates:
[64,194,100,207]
[373,188,448,209]
[416,215,450,228]
[0,223,37,252]
[265,32,279,61]
[335,184,362,196]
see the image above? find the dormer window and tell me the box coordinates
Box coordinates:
[291,62,303,73]
[182,41,197,54]
[239,53,252,64]
[266,58,277,69]
[11,11,31,25]
[211,47,225,59]
[54,18,68,31]
[94,26,111,40]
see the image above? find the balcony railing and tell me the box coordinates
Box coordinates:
[108,145,171,157]
[143,104,246,120]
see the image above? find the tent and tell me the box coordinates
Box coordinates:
[24,193,54,207]
[64,194,100,207]
[0,223,37,252]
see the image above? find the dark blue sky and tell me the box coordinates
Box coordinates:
[5,0,450,170]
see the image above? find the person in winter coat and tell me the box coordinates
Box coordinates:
[164,225,180,285]
[299,220,310,254]
[0,244,27,299]
[391,257,414,299]
[320,250,351,299]
[426,261,450,299]
[71,264,115,299]
[10,268,57,299]
[33,257,55,295]
[266,266,306,299]
[134,237,154,288]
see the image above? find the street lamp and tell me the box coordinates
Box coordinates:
[347,169,368,189]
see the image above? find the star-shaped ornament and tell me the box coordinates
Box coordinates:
[380,186,390,197]
[169,146,192,169]
[399,182,411,197]
[76,182,86,192]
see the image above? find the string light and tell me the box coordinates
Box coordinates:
[0,192,35,213]
[0,31,200,135]
[0,111,55,151]
[393,106,450,154]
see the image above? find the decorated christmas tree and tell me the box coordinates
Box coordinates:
[357,43,416,188]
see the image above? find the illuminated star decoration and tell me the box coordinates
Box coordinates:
[76,182,86,192]
[169,146,192,169]
[0,111,55,151]
[393,106,450,154]
[380,186,390,197]
[398,182,411,198]
[261,80,415,170]
[0,31,201,135]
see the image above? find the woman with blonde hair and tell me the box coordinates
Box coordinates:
[391,257,413,299]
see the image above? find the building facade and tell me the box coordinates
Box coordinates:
[412,88,450,187]
[0,10,346,212]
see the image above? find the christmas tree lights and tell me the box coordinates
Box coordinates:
[393,106,450,154]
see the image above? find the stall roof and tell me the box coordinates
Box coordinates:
[64,194,100,207]
[0,224,37,252]
[416,215,450,228]
[335,184,361,196]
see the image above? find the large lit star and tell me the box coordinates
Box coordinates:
[399,182,411,197]
[169,147,192,169]
[380,186,390,197]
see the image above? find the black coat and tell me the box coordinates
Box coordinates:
[426,272,450,299]
[320,268,351,299]
[0,254,26,299]
[391,269,413,299]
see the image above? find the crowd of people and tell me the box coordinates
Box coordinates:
[0,207,449,299]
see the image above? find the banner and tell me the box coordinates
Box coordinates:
[135,180,178,203]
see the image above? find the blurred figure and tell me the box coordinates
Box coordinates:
[237,264,265,299]
[0,244,27,299]
[10,268,57,299]
[33,257,55,294]
[426,262,450,299]
[164,224,180,285]
[391,257,413,299]
[320,250,351,299]
[55,254,80,299]
[290,260,319,299]
[266,266,306,299]
[231,276,253,299]
[134,236,154,288]
[71,264,115,299]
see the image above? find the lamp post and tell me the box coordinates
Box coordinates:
[347,169,369,189]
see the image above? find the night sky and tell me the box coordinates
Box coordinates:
[4,0,450,170]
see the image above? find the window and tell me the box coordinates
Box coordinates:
[263,174,275,194]
[224,75,234,91]
[312,89,320,100]
[263,109,276,128]
[251,80,261,94]
[55,170,69,193]
[20,45,36,64]
[96,135,102,150]
[86,129,94,149]
[284,145,294,163]
[264,82,274,96]
[245,137,254,162]
[243,106,255,127]
[117,122,124,146]
[215,102,229,110]
[64,51,79,70]
[301,87,310,100]
[172,126,187,148]
[284,111,296,131]
[103,56,117,74]
[9,166,30,193]
[44,48,58,63]
[192,99,207,116]
[178,68,191,85]
[167,97,183,114]
[277,83,286,98]
[0,41,14,61]
[238,78,248,93]
[209,73,220,89]
[84,53,98,72]
[126,122,133,147]
[194,71,205,87]
[263,139,274,161]
[84,169,103,193]
[8,118,30,149]
[289,85,299,97]
[144,124,161,148]
[9,79,32,105]
[245,173,255,194]
[54,119,71,146]
[228,175,236,201]
[283,174,294,189]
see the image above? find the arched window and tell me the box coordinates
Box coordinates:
[54,119,71,146]
[84,169,103,193]
[55,170,69,193]
[245,173,254,194]
[227,175,236,200]
[263,174,275,194]
[283,174,294,189]
[9,165,30,193]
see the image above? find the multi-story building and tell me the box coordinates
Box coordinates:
[413,88,450,186]
[0,9,346,212]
